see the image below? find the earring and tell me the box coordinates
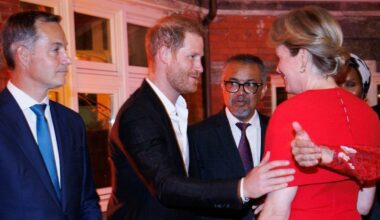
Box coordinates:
[300,64,306,73]
[299,52,306,73]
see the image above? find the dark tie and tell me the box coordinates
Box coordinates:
[31,104,61,200]
[236,122,253,173]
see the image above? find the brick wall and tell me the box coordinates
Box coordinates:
[206,13,380,118]
[0,0,19,89]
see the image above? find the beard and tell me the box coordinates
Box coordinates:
[229,97,255,121]
[167,68,200,95]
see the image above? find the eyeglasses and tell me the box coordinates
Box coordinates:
[223,80,263,94]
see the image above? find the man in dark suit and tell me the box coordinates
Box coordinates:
[107,15,295,220]
[189,54,269,220]
[0,11,101,219]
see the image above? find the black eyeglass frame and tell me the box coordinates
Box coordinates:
[223,80,263,94]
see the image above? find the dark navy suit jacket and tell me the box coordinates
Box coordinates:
[0,88,101,220]
[189,109,269,220]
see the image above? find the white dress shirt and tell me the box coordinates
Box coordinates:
[225,107,262,167]
[7,82,61,186]
[146,79,190,173]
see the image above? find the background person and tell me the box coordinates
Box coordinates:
[335,53,371,99]
[0,11,101,219]
[107,15,294,220]
[258,6,379,220]
[189,54,269,220]
[336,53,377,218]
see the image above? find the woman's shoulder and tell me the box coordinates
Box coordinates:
[273,88,365,114]
[272,91,314,117]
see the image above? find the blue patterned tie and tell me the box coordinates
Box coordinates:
[236,122,253,173]
[31,104,61,200]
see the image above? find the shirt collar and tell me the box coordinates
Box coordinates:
[7,81,49,110]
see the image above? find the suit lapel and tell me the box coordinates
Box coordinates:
[214,110,246,176]
[49,102,69,209]
[215,110,269,173]
[140,81,188,175]
[0,89,61,206]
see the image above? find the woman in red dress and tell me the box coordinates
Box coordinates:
[258,6,380,220]
[290,53,379,218]
[291,53,379,182]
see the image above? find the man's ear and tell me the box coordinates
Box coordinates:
[15,44,31,67]
[157,46,172,65]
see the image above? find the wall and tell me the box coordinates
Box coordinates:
[0,0,19,33]
[207,12,380,117]
[0,0,19,89]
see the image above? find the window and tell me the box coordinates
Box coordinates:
[127,23,148,67]
[276,87,287,106]
[78,93,113,188]
[74,13,112,63]
[48,91,59,102]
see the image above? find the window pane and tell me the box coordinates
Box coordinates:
[78,93,112,188]
[74,13,112,63]
[20,2,53,13]
[276,87,288,106]
[48,91,59,102]
[127,23,148,67]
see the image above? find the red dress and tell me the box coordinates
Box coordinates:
[265,88,380,220]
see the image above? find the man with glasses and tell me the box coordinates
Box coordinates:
[189,54,275,220]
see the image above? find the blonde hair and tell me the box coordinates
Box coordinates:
[270,6,349,76]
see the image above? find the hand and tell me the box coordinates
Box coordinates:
[243,152,295,199]
[291,121,322,167]
[253,203,264,215]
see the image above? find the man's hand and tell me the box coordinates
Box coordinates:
[243,152,295,199]
[291,121,322,167]
[253,203,264,215]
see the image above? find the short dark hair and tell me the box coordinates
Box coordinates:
[2,11,61,70]
[145,15,204,66]
[225,54,266,82]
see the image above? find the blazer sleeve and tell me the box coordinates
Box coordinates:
[78,117,102,220]
[117,109,244,210]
